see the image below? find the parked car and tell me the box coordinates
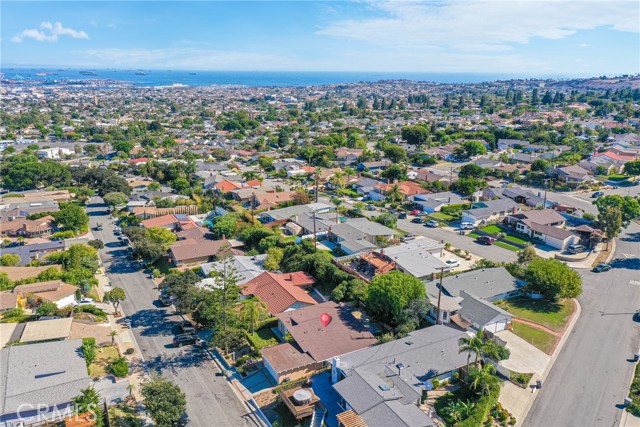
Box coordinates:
[173,334,198,347]
[592,263,612,273]
[460,222,475,230]
[445,259,460,269]
[410,209,421,215]
[568,244,586,254]
[477,236,497,245]
[366,204,377,211]
[159,293,173,306]
[178,319,196,334]
[400,234,416,242]
[73,298,95,307]
[591,191,604,198]
[93,223,103,231]
[411,217,425,224]
[398,212,407,219]
[425,220,439,228]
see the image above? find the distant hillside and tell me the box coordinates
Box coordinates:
[548,75,640,90]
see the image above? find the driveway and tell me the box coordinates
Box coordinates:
[496,330,550,376]
[87,197,260,427]
[523,222,640,427]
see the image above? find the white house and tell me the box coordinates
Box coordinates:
[37,147,74,160]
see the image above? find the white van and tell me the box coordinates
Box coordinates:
[460,222,475,230]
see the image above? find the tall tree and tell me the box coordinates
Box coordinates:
[141,375,187,427]
[523,258,583,301]
[366,271,425,327]
[458,330,485,369]
[594,194,640,227]
[103,287,127,315]
[239,298,269,334]
[598,206,623,249]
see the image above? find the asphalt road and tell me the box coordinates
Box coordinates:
[524,221,640,427]
[87,197,258,427]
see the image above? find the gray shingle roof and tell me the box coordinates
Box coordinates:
[0,339,91,415]
[458,292,513,328]
[334,326,468,427]
[437,267,520,300]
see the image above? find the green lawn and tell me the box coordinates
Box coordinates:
[607,174,629,181]
[467,233,480,239]
[504,235,529,245]
[248,328,279,350]
[494,241,521,252]
[432,212,456,222]
[511,322,557,355]
[480,225,502,234]
[89,346,120,377]
[494,298,575,333]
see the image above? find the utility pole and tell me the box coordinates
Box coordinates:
[250,192,256,223]
[315,168,320,203]
[312,209,317,253]
[449,167,454,187]
[542,178,551,208]
[435,267,445,325]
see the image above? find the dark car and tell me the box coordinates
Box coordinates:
[591,191,604,198]
[178,319,196,334]
[173,334,198,347]
[398,212,407,219]
[477,236,497,245]
[411,217,425,224]
[159,293,173,306]
[592,263,612,273]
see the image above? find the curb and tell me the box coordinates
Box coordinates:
[515,298,582,427]
[605,239,617,264]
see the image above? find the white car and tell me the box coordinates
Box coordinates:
[73,298,95,307]
[460,222,475,230]
[445,259,460,269]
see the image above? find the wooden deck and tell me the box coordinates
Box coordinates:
[278,387,320,420]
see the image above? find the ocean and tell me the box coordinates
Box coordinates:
[1,68,529,87]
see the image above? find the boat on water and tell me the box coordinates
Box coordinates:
[79,70,98,76]
[135,70,148,75]
[189,72,197,75]
[35,72,58,77]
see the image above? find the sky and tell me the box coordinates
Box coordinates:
[1,0,639,76]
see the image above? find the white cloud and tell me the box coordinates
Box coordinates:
[579,43,591,47]
[12,22,89,43]
[318,0,639,51]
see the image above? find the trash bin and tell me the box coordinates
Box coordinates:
[536,380,542,389]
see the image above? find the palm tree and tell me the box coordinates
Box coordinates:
[458,330,485,369]
[330,171,346,190]
[109,330,118,346]
[239,298,269,334]
[387,184,403,203]
[468,364,498,396]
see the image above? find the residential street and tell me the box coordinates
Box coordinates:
[524,222,640,427]
[87,197,259,427]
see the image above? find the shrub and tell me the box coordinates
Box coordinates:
[432,378,440,389]
[125,348,135,355]
[109,357,129,377]
[3,308,24,319]
[50,230,77,240]
[455,383,500,427]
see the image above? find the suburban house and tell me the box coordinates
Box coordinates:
[200,254,267,287]
[20,317,74,343]
[483,187,552,209]
[0,216,56,238]
[452,291,513,333]
[169,238,237,266]
[357,161,388,173]
[426,267,521,302]
[328,218,398,255]
[548,165,594,184]
[0,339,91,426]
[141,213,196,231]
[36,147,74,159]
[506,209,579,250]
[253,191,298,209]
[368,181,429,202]
[258,203,333,224]
[415,169,452,185]
[0,241,66,265]
[12,280,78,309]
[351,177,384,197]
[497,139,530,150]
[410,191,465,213]
[356,238,446,280]
[0,266,53,282]
[461,199,520,226]
[335,148,364,166]
[261,302,377,384]
[332,326,471,427]
[240,271,317,315]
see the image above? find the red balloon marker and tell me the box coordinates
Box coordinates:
[320,313,332,328]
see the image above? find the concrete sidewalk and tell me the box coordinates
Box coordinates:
[499,298,582,427]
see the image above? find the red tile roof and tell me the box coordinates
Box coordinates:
[241,272,317,314]
[141,214,194,229]
[214,180,243,193]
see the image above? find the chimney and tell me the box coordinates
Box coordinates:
[289,273,293,281]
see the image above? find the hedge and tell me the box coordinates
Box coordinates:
[455,384,500,427]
